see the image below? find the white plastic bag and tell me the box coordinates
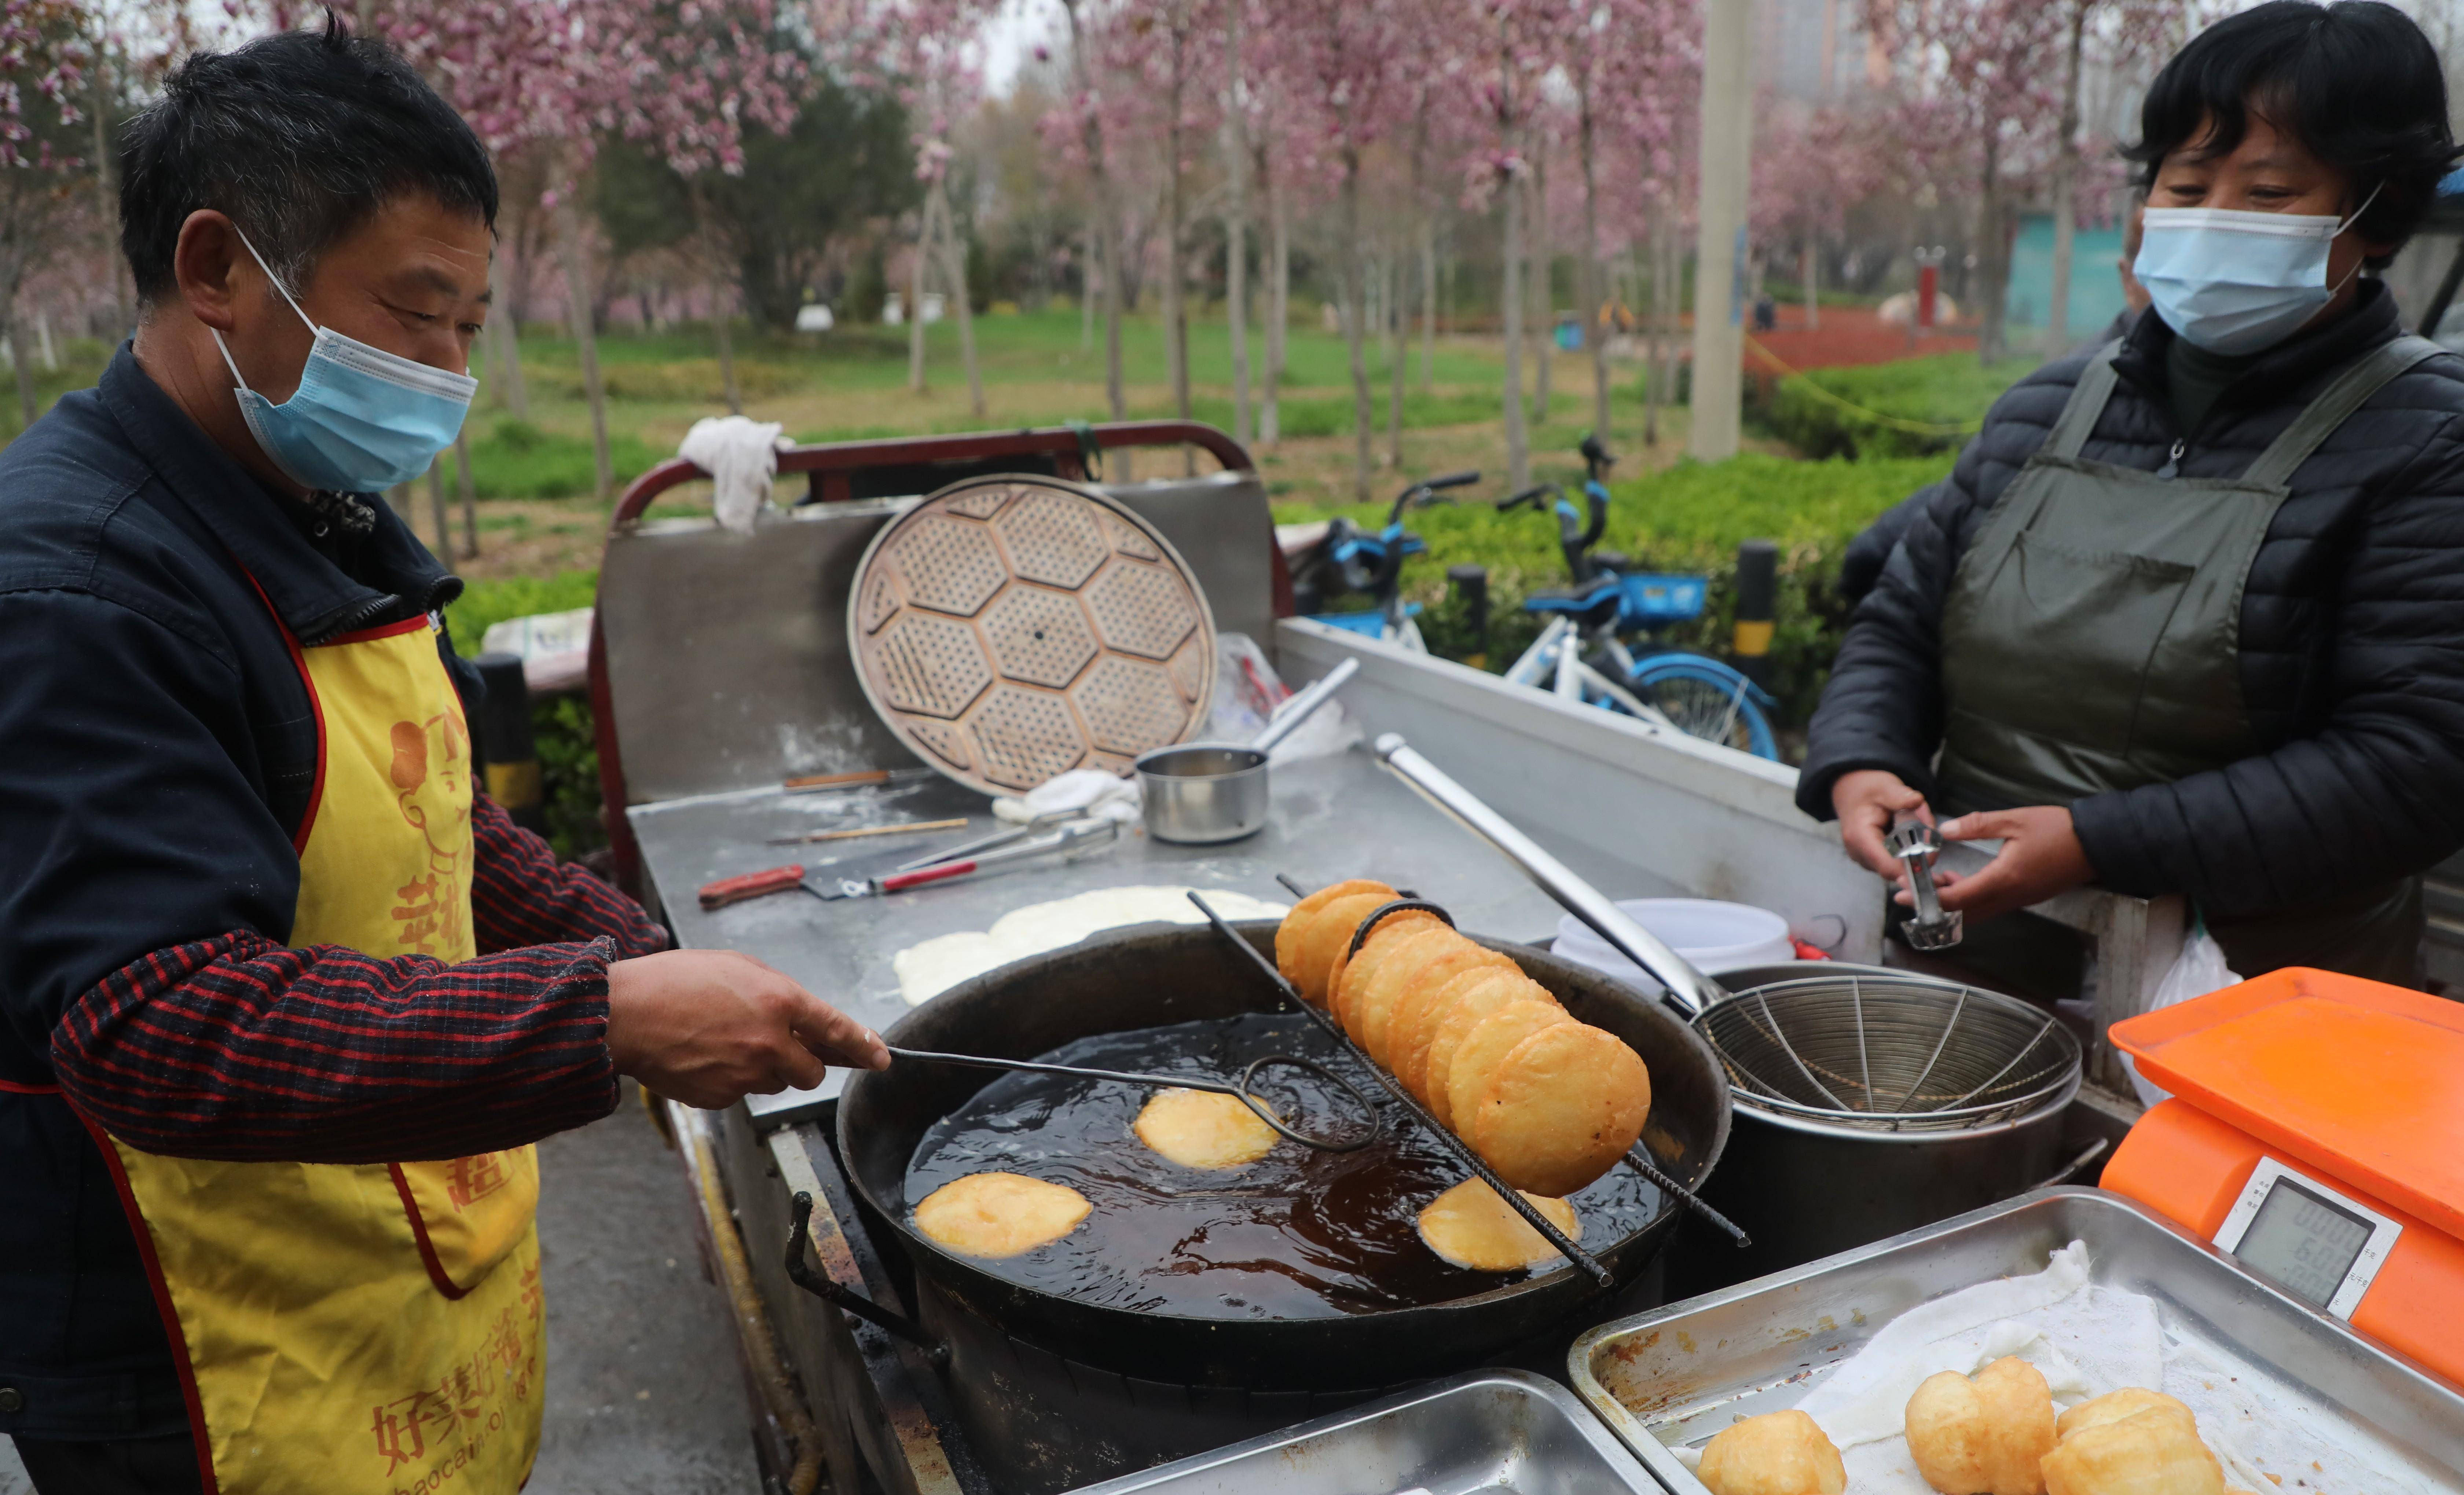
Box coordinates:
[2124,915,2239,1107]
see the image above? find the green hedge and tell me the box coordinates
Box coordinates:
[446,572,607,858]
[1768,354,2034,460]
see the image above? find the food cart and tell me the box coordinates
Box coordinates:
[587,423,2464,1495]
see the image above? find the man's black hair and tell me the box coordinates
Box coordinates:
[2124,0,2461,268]
[118,13,497,303]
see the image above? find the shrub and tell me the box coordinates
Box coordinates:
[445,572,607,857]
[463,421,665,500]
[1768,353,2033,460]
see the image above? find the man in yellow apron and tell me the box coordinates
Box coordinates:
[0,23,885,1494]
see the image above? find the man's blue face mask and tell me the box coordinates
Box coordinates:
[211,228,478,494]
[2133,186,2380,356]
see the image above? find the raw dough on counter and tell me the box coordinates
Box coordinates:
[914,1173,1092,1257]
[1133,1088,1280,1169]
[1414,1178,1579,1271]
[1904,1355,2056,1495]
[1697,1410,1848,1495]
[893,886,1288,1005]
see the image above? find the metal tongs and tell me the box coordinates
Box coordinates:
[885,1046,1380,1151]
[1888,816,1963,950]
[815,816,1119,900]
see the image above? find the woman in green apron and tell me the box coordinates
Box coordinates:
[1799,0,2464,987]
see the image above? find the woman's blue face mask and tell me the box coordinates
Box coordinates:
[2133,186,2379,356]
[212,228,478,494]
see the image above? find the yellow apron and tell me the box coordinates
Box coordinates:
[80,614,545,1495]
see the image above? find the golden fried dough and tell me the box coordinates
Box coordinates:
[1466,1021,1652,1196]
[1358,931,1514,1065]
[2053,1390,2194,1443]
[1275,880,1392,996]
[1442,1002,1574,1139]
[2039,1392,2223,1495]
[1904,1357,2056,1495]
[1399,966,1547,1098]
[914,1173,1092,1258]
[1424,978,1560,1127]
[1415,1178,1580,1271]
[1329,910,1445,1034]
[1291,892,1402,1007]
[1133,1088,1280,1169]
[1696,1410,1847,1495]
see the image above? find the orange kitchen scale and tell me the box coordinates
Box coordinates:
[2102,968,2464,1387]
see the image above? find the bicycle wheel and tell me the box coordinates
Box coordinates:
[1628,654,1780,760]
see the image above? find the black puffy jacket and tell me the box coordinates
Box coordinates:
[1798,283,2464,917]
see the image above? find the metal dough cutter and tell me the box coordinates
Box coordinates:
[1888,816,1963,951]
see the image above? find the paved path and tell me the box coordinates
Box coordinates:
[3,1085,760,1494]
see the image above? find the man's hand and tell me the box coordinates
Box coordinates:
[606,949,888,1110]
[1925,806,2095,921]
[1832,769,1932,880]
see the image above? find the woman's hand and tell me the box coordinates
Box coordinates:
[1832,769,1932,880]
[1928,806,2095,920]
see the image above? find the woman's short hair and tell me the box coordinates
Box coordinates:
[2124,0,2461,267]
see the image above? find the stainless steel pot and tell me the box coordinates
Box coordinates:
[1137,659,1356,844]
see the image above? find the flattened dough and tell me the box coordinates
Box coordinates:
[1398,965,1538,1099]
[1416,1178,1580,1271]
[1358,932,1515,1067]
[1292,893,1404,1007]
[1467,1021,1652,1197]
[1275,880,1392,995]
[1696,1409,1847,1495]
[898,886,1289,1006]
[914,1173,1093,1258]
[1424,978,1560,1127]
[1327,908,1444,1027]
[1441,1002,1574,1139]
[1134,1087,1280,1169]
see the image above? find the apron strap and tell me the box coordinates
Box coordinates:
[2041,340,2127,461]
[2238,334,2445,489]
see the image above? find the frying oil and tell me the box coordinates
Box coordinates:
[903,1014,1660,1318]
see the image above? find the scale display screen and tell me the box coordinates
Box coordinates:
[2234,1176,2376,1308]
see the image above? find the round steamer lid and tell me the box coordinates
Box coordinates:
[848,476,1218,796]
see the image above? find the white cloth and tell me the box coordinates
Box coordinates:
[991,767,1141,825]
[678,415,790,535]
[891,886,1290,1005]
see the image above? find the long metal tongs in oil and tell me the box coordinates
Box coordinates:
[1188,892,1617,1288]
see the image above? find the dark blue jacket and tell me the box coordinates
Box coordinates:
[0,347,473,1438]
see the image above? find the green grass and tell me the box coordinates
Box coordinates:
[1768,353,2037,460]
[0,338,117,441]
[443,570,600,656]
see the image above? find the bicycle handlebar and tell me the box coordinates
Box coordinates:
[1423,470,1481,492]
[1496,483,1559,512]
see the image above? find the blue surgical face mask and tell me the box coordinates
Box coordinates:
[2133,187,2379,356]
[210,229,477,493]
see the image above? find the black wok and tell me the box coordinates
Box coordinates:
[837,919,1730,1390]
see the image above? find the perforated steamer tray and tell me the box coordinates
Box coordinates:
[1568,1188,2464,1495]
[849,477,1217,794]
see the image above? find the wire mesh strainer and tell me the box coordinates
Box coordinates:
[1694,973,2082,1133]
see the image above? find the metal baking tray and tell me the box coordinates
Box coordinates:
[1059,1369,1662,1495]
[1568,1187,2464,1494]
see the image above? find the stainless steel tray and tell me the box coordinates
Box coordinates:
[1568,1187,2464,1494]
[1059,1369,1661,1495]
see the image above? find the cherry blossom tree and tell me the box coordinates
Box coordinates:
[1,0,88,425]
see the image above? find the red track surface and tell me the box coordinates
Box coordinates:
[1744,305,1979,373]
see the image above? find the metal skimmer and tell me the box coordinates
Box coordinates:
[1693,974,2082,1133]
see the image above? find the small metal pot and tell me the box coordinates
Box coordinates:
[1137,659,1357,844]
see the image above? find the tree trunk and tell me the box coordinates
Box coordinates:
[1341,149,1374,502]
[908,195,932,392]
[454,425,479,559]
[1501,151,1530,492]
[1644,209,1669,447]
[426,455,452,557]
[694,184,741,415]
[1803,241,1819,331]
[2047,0,2086,355]
[934,180,987,418]
[1386,253,1405,469]
[489,249,529,419]
[1081,221,1097,348]
[10,306,35,429]
[1263,171,1288,447]
[1165,23,1191,431]
[555,193,612,503]
[1225,0,1251,447]
[1580,80,1610,441]
[1977,132,2008,366]
[1529,142,1551,425]
[1419,218,1437,392]
[92,47,129,334]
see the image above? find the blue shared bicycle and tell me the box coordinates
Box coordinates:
[1288,469,1480,652]
[1495,434,1779,760]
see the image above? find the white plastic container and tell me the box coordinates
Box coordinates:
[1553,899,1794,980]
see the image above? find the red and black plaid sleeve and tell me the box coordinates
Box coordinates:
[50,932,620,1162]
[470,794,668,958]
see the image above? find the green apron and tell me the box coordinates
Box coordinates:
[1935,334,2441,985]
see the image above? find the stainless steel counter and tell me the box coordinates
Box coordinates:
[630,746,1570,1122]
